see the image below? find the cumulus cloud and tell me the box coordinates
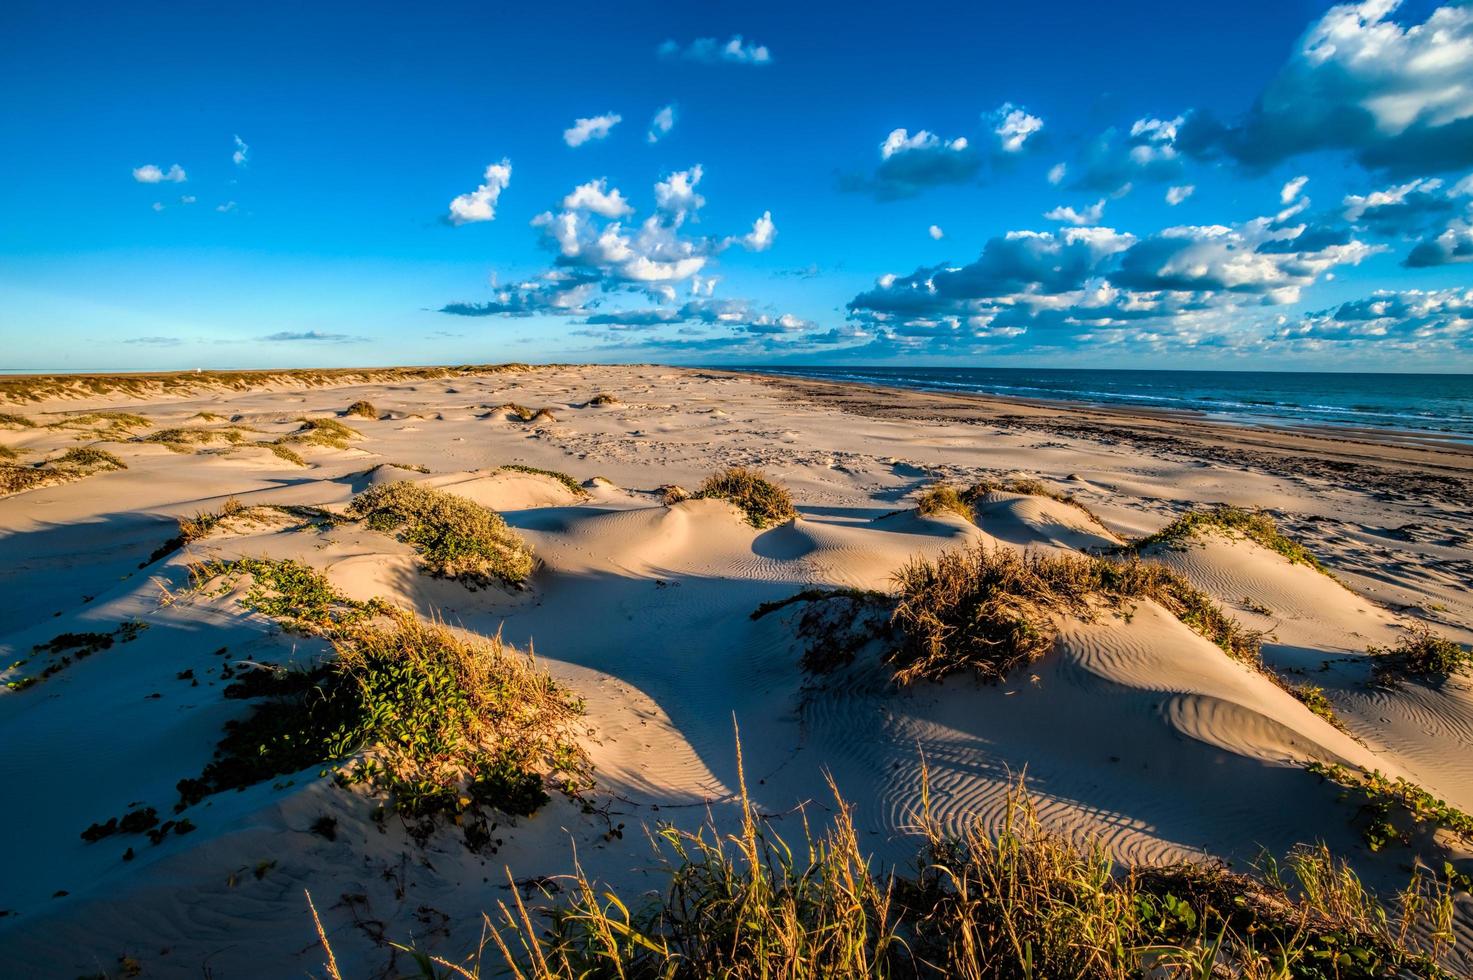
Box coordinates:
[843,128,980,199]
[1273,287,1473,350]
[447,159,512,224]
[562,178,634,218]
[1047,163,1067,185]
[1179,1,1473,175]
[648,104,676,143]
[150,201,165,212]
[563,113,621,147]
[179,195,196,205]
[990,103,1044,153]
[1044,199,1105,226]
[1405,218,1473,266]
[929,225,944,240]
[133,164,186,183]
[232,134,249,167]
[216,201,237,213]
[845,189,1381,355]
[1166,185,1195,205]
[439,165,808,351]
[658,36,771,65]
[1069,117,1184,194]
[1280,175,1309,204]
[1339,173,1473,263]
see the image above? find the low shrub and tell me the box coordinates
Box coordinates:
[177,497,247,543]
[587,393,619,407]
[915,483,974,523]
[1308,762,1473,855]
[347,481,535,586]
[693,467,797,528]
[0,446,126,496]
[1370,625,1473,685]
[137,426,256,453]
[344,400,379,419]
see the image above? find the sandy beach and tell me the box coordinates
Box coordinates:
[1,363,1470,976]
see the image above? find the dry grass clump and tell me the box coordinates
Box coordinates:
[1370,625,1473,685]
[658,484,689,505]
[693,466,798,528]
[587,393,619,407]
[493,403,537,422]
[175,559,589,839]
[915,483,975,523]
[137,426,257,453]
[284,417,361,450]
[528,408,557,424]
[1,446,127,496]
[348,481,535,586]
[1126,505,1329,574]
[45,411,151,434]
[889,544,1261,685]
[177,497,247,543]
[262,442,307,466]
[0,443,18,461]
[0,412,35,428]
[499,464,589,498]
[344,400,379,419]
[965,475,1107,526]
[382,759,1457,979]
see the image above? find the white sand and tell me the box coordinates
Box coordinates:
[1,364,1469,976]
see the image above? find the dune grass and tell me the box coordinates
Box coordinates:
[693,466,798,528]
[6,622,147,692]
[137,425,258,453]
[172,558,590,842]
[888,544,1262,685]
[915,483,975,523]
[44,411,151,434]
[0,412,35,428]
[285,417,360,449]
[344,400,379,419]
[1370,625,1473,685]
[177,496,247,543]
[964,475,1107,526]
[348,481,535,586]
[1125,505,1329,574]
[1287,682,1348,731]
[499,464,589,498]
[587,393,619,406]
[0,443,18,461]
[261,441,308,466]
[375,752,1458,980]
[0,445,127,496]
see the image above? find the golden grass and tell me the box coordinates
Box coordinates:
[369,748,1458,979]
[499,464,589,497]
[344,400,379,419]
[177,496,247,543]
[915,483,975,523]
[0,445,127,496]
[964,476,1108,527]
[693,466,798,528]
[1125,505,1329,574]
[889,544,1262,685]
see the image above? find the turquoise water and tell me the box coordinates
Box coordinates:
[749,366,1473,441]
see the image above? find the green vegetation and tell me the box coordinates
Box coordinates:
[499,464,589,498]
[379,761,1458,979]
[179,559,588,842]
[347,481,535,586]
[1309,762,1473,856]
[753,588,894,674]
[1288,682,1347,731]
[889,545,1262,685]
[0,412,35,428]
[1124,505,1329,575]
[286,417,360,449]
[0,445,126,496]
[7,622,148,691]
[693,466,798,528]
[915,483,975,523]
[344,400,379,419]
[1370,625,1473,685]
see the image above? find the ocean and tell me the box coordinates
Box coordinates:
[747,366,1473,442]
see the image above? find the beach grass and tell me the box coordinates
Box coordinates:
[348,480,535,586]
[693,466,798,528]
[1125,505,1329,574]
[1370,625,1473,685]
[499,464,589,498]
[344,400,379,419]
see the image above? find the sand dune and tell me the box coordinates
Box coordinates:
[1,364,1470,976]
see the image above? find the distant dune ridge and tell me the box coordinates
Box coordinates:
[0,364,1470,976]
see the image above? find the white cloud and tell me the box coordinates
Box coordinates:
[654,164,706,224]
[992,103,1044,152]
[447,159,512,225]
[1280,174,1309,203]
[232,134,249,167]
[1166,184,1195,205]
[564,113,622,147]
[216,201,237,213]
[562,178,634,218]
[734,211,776,251]
[133,164,186,183]
[882,128,967,159]
[648,104,676,143]
[179,195,197,205]
[929,224,944,240]
[151,202,165,212]
[1047,163,1067,185]
[659,35,771,65]
[1044,199,1106,225]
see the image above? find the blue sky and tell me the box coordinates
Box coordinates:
[2,0,1472,371]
